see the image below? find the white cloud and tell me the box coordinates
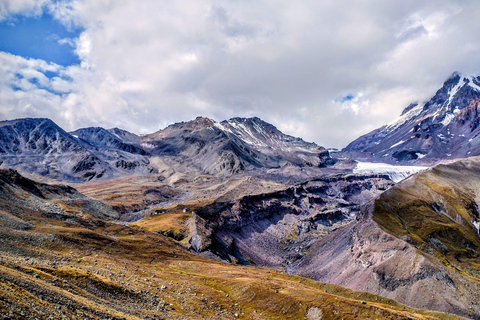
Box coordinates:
[0,0,49,21]
[2,1,480,148]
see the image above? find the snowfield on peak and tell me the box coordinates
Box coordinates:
[385,102,423,133]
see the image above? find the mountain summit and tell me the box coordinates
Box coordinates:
[343,72,480,164]
[141,116,335,175]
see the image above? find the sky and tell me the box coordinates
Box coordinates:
[1,1,480,148]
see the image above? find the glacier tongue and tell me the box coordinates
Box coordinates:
[353,161,428,183]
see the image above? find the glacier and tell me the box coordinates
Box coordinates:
[353,161,428,183]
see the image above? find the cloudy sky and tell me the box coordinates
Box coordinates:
[1,0,480,148]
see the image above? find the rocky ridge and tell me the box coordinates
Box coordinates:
[141,116,335,176]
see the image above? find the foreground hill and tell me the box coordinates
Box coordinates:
[343,72,480,165]
[0,168,455,319]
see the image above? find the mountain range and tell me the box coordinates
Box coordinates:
[0,116,336,183]
[2,72,480,319]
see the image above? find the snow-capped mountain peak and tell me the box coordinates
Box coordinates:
[218,117,319,152]
[343,72,480,165]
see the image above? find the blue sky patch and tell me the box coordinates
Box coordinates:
[0,13,82,66]
[336,94,355,103]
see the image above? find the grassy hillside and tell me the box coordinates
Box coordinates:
[373,157,480,273]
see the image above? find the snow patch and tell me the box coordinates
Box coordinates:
[441,113,455,126]
[448,77,464,105]
[354,161,428,183]
[216,121,269,148]
[432,107,443,122]
[389,140,406,149]
[473,220,480,236]
[468,76,480,92]
[141,143,156,150]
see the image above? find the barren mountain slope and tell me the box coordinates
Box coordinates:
[0,116,338,183]
[113,158,480,319]
[140,116,335,176]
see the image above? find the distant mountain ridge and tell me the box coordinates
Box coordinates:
[343,72,480,164]
[71,127,146,155]
[0,116,335,182]
[0,118,155,182]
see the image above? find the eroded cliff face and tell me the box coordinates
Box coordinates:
[291,157,480,319]
[190,174,393,268]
